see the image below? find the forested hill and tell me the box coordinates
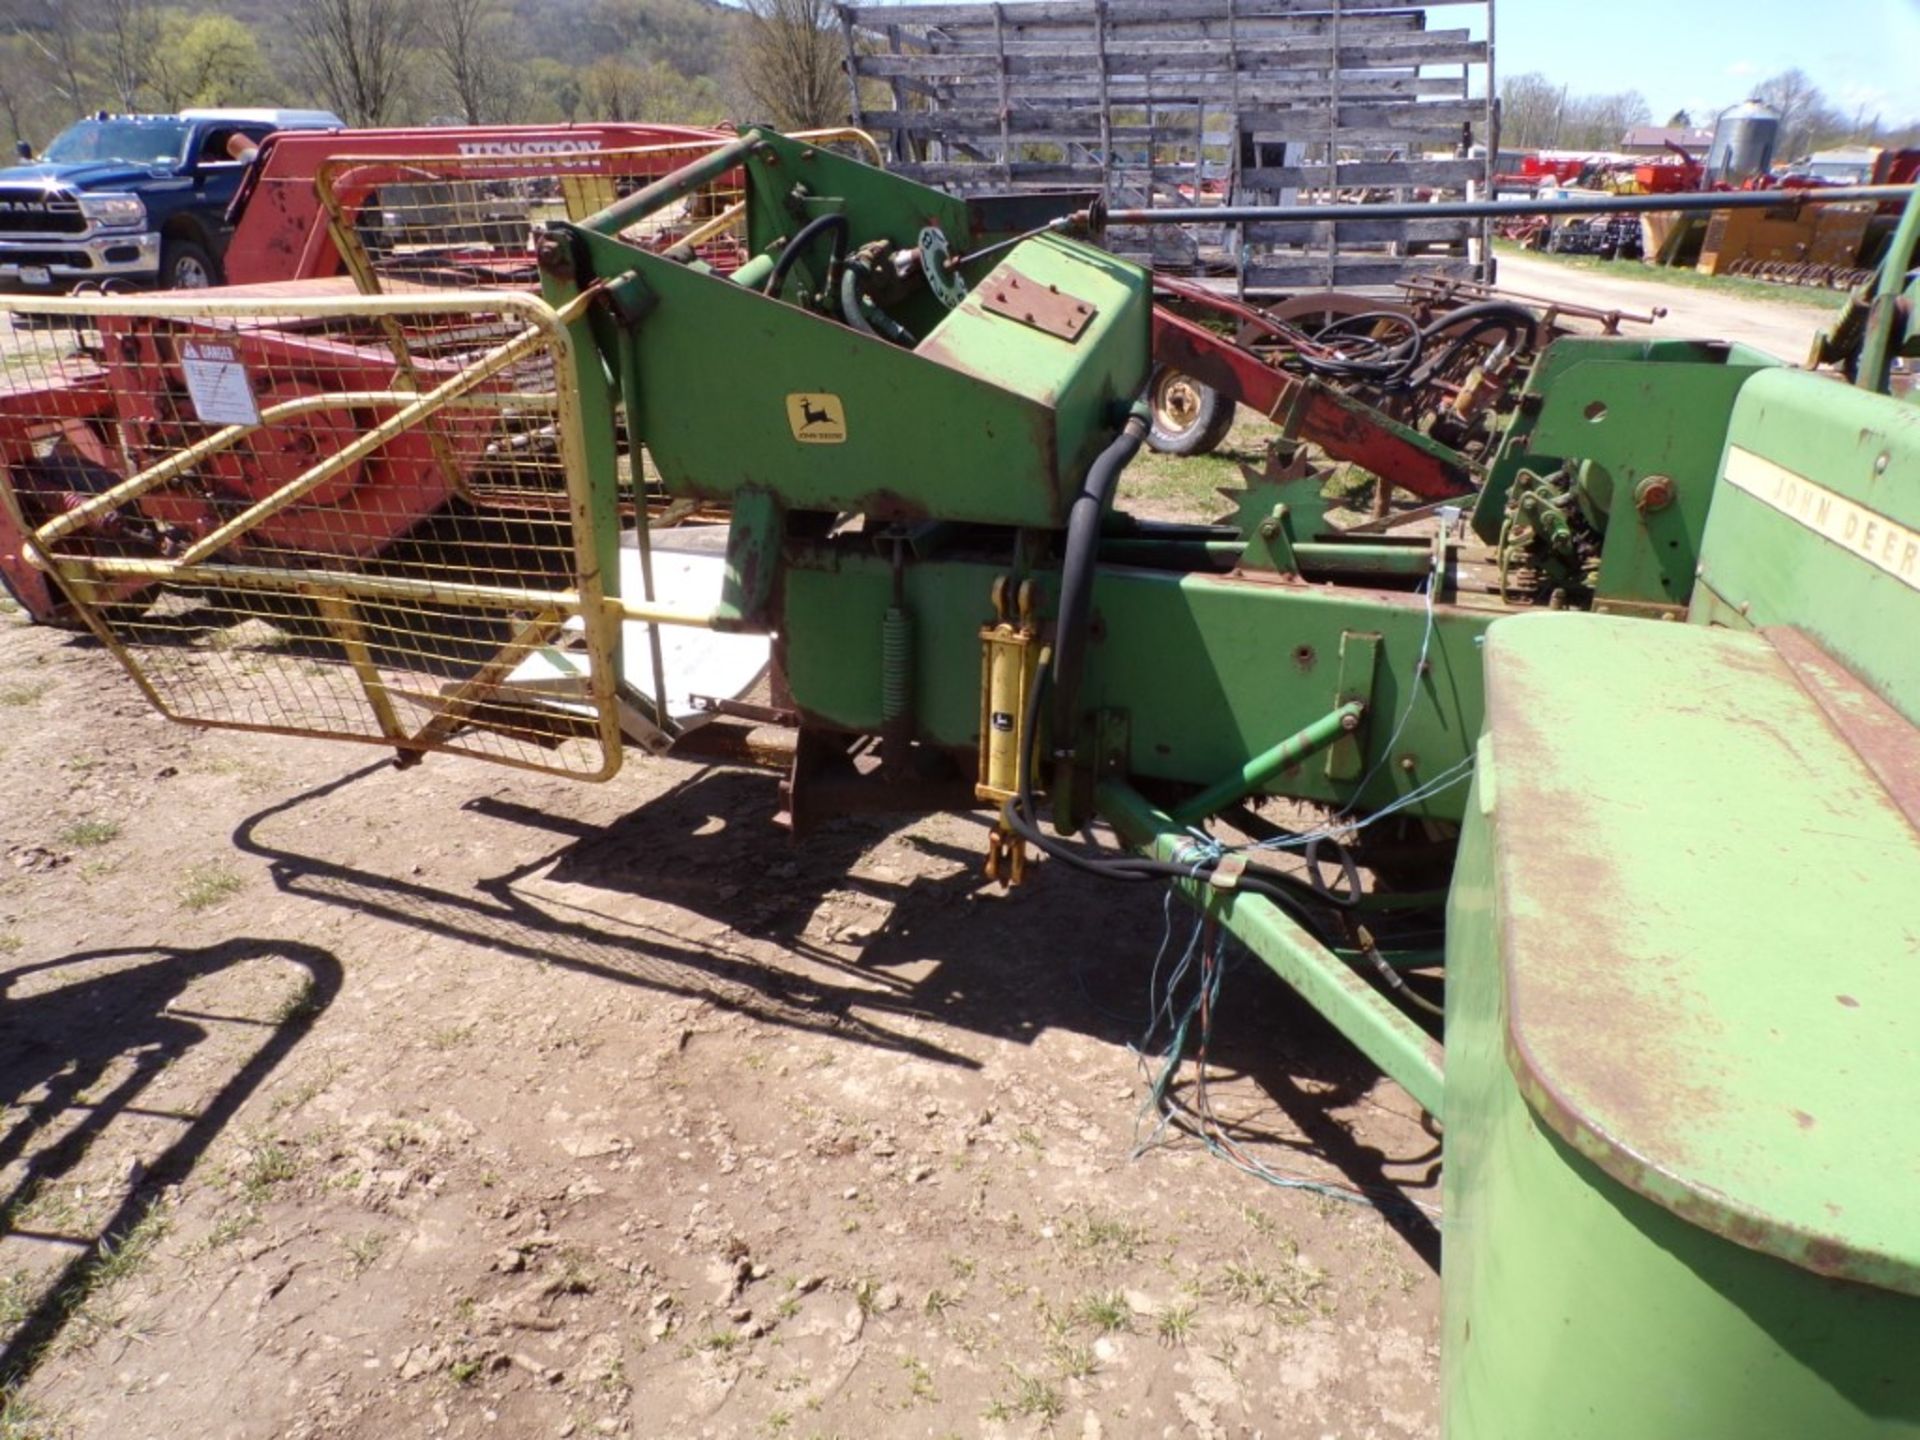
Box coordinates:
[0,0,751,150]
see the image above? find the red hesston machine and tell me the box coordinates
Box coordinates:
[0,123,750,625]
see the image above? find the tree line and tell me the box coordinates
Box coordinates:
[0,0,857,150]
[1500,67,1920,160]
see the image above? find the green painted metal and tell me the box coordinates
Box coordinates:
[547,132,1151,531]
[1855,188,1920,392]
[778,546,1493,821]
[1097,779,1445,1118]
[1473,337,1778,614]
[1443,612,1920,1436]
[1169,700,1364,824]
[542,142,1920,1438]
[1693,366,1920,722]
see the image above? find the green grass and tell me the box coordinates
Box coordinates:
[237,1139,299,1203]
[179,863,243,911]
[1119,415,1277,522]
[53,820,118,850]
[90,1210,168,1288]
[1059,1208,1150,1265]
[0,1392,61,1440]
[985,1371,1064,1425]
[1157,1300,1199,1345]
[1215,1256,1326,1317]
[340,1231,388,1272]
[1494,239,1849,312]
[1074,1290,1133,1334]
[0,1270,34,1330]
[0,681,50,708]
[274,978,322,1026]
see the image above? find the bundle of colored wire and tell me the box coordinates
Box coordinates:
[1126,911,1440,1216]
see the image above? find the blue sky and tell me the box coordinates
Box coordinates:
[1489,0,1920,127]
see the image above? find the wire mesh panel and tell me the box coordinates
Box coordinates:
[0,289,626,779]
[315,143,753,294]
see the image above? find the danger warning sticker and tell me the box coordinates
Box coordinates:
[179,340,261,428]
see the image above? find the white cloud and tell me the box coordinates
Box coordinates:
[1725,59,1758,78]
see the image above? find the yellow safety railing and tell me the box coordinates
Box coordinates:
[0,287,708,779]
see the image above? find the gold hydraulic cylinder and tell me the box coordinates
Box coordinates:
[976,577,1040,804]
[977,578,1042,886]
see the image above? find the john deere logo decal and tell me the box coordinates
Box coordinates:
[786,393,846,444]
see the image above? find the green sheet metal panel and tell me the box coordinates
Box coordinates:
[1693,365,1920,722]
[1474,337,1777,614]
[565,225,1148,530]
[779,550,1492,821]
[1442,610,1920,1437]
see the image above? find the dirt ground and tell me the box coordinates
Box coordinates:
[0,607,1443,1440]
[1494,250,1842,362]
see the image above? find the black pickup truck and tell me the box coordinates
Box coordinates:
[0,108,341,293]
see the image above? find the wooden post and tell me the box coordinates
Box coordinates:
[837,6,868,133]
[886,24,911,165]
[992,2,1013,185]
[1327,0,1343,289]
[1094,0,1112,205]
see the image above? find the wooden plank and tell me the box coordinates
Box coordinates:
[845,0,1482,29]
[893,161,1111,186]
[1240,157,1481,188]
[1238,100,1482,131]
[1242,256,1481,288]
[863,114,1232,141]
[921,76,1461,102]
[850,35,1482,74]
[1240,217,1478,243]
[904,24,1470,54]
[917,12,1422,46]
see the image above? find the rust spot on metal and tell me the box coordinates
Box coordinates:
[855,488,933,524]
[1766,626,1920,835]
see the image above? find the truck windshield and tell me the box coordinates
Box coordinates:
[40,119,191,167]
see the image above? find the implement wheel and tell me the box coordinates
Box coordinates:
[1147,366,1236,457]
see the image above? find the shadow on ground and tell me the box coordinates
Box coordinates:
[0,940,341,1386]
[231,757,1443,1266]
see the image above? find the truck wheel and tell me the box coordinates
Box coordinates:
[1147,367,1236,457]
[160,237,219,290]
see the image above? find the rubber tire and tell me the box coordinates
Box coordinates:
[1146,367,1237,457]
[159,236,219,290]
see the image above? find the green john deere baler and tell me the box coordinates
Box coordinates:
[3,127,1916,1437]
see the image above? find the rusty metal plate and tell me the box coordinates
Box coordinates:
[977,264,1097,342]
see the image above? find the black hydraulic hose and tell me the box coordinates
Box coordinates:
[764,211,849,300]
[1050,409,1151,753]
[1001,662,1363,932]
[1407,301,1539,388]
[840,260,918,346]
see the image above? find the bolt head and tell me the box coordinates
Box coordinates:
[1634,474,1676,512]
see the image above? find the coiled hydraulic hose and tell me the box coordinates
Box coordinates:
[840,260,917,346]
[1294,300,1537,393]
[764,212,849,300]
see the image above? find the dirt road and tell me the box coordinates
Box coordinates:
[1494,252,1841,363]
[0,610,1441,1439]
